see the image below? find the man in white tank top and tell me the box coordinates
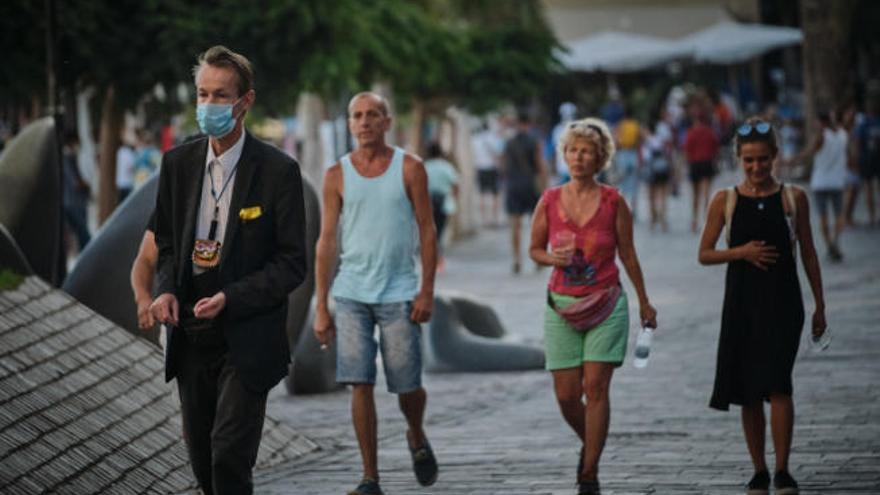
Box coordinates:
[313,92,439,495]
[789,112,847,261]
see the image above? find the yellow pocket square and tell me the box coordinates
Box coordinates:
[239,206,262,221]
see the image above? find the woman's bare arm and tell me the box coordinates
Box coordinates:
[615,197,657,328]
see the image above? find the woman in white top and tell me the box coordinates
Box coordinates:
[789,112,848,261]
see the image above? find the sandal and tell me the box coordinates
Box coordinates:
[408,436,438,486]
[347,477,383,495]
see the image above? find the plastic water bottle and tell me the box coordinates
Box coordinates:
[633,327,653,369]
[810,327,832,352]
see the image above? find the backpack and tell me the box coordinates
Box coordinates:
[724,185,798,250]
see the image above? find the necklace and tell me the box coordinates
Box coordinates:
[745,182,777,212]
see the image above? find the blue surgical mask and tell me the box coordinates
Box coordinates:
[196,98,241,138]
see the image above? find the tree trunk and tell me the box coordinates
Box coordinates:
[371,81,396,146]
[800,0,855,136]
[295,92,326,191]
[408,99,426,156]
[446,107,478,239]
[97,86,123,225]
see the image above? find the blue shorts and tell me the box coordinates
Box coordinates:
[334,297,423,394]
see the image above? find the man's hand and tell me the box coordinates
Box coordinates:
[136,297,156,330]
[193,291,226,319]
[313,307,336,349]
[150,293,179,326]
[410,291,433,323]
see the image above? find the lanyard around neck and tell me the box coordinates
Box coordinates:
[207,159,238,240]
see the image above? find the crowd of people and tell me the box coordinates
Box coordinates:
[2,43,872,495]
[123,45,839,495]
[461,85,880,277]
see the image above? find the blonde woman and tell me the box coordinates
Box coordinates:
[529,118,657,495]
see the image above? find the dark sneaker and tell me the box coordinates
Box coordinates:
[746,470,769,494]
[828,244,843,262]
[774,470,800,495]
[577,479,601,495]
[409,438,438,486]
[348,477,383,495]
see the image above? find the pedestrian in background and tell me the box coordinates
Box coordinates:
[134,128,161,188]
[855,97,880,226]
[684,99,720,233]
[115,137,136,204]
[613,107,642,220]
[471,120,503,227]
[643,110,674,232]
[550,102,578,184]
[839,103,862,228]
[503,111,547,274]
[529,117,657,495]
[62,130,91,253]
[790,112,848,261]
[313,92,439,495]
[698,118,827,495]
[424,142,459,273]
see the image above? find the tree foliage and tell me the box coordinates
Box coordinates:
[3,0,560,118]
[0,0,46,109]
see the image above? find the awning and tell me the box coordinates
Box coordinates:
[558,22,804,73]
[677,21,803,64]
[559,31,691,73]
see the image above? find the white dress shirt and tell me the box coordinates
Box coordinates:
[193,132,245,273]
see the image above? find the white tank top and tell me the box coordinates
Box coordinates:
[810,127,848,191]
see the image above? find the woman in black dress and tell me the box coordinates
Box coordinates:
[698,118,827,495]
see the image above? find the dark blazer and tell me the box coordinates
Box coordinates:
[154,133,306,392]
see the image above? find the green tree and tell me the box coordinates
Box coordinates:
[55,0,190,223]
[354,0,561,152]
[3,0,561,216]
[0,0,49,127]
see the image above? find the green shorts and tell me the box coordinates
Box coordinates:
[543,290,630,370]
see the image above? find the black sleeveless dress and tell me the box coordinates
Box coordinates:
[710,186,805,410]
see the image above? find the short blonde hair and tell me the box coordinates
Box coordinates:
[556,117,616,171]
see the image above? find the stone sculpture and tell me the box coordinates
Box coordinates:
[0,118,63,285]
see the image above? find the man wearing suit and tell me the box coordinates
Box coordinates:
[150,46,306,495]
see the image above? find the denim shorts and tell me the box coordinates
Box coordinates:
[334,297,423,394]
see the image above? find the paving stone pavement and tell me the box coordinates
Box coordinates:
[257,175,880,494]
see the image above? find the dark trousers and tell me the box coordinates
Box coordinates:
[177,269,267,495]
[431,193,448,247]
[64,204,91,251]
[176,346,267,495]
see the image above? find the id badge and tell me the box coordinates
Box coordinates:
[192,238,221,268]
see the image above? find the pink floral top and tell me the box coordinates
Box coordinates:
[544,185,621,296]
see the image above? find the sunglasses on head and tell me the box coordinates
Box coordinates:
[737,121,771,136]
[568,122,604,137]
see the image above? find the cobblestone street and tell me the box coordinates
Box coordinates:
[257,175,880,494]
